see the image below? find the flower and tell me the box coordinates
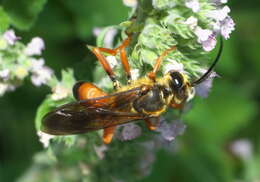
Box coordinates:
[24,37,45,56]
[37,131,55,148]
[0,69,10,80]
[0,83,8,96]
[213,16,235,39]
[194,27,217,51]
[117,123,142,141]
[195,69,218,98]
[30,58,53,86]
[31,66,53,86]
[94,145,108,159]
[106,56,118,69]
[230,139,253,160]
[156,119,186,142]
[93,27,117,48]
[163,59,185,73]
[185,0,200,13]
[211,0,228,4]
[183,16,198,30]
[3,29,19,45]
[130,69,140,80]
[51,84,71,100]
[123,0,138,7]
[15,66,29,79]
[207,5,230,21]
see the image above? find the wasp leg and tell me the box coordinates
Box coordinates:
[90,47,120,90]
[147,46,177,81]
[89,35,132,86]
[144,117,159,131]
[103,126,116,144]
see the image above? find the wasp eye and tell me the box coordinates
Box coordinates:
[169,71,184,89]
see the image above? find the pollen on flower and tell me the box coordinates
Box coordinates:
[24,37,45,56]
[37,131,55,148]
[15,66,28,79]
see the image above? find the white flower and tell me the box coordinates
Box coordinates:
[0,69,10,80]
[31,58,45,71]
[214,16,235,39]
[37,131,55,148]
[163,59,184,73]
[211,0,228,5]
[117,123,142,141]
[106,56,118,69]
[92,27,117,48]
[94,145,108,159]
[207,6,230,21]
[51,84,70,100]
[183,16,198,30]
[194,27,217,51]
[3,29,19,45]
[31,66,53,86]
[24,37,45,56]
[185,0,200,13]
[123,0,138,7]
[130,69,140,80]
[230,139,253,160]
[0,83,8,96]
[195,69,218,98]
[156,119,186,142]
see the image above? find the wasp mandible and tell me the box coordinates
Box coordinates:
[41,34,223,144]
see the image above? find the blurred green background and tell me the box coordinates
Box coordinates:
[0,0,260,182]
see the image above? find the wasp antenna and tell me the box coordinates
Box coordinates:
[191,37,223,86]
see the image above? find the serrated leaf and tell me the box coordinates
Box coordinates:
[3,0,47,30]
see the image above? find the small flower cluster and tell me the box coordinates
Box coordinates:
[0,29,53,96]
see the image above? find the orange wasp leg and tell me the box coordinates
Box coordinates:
[144,117,159,131]
[90,47,120,90]
[74,82,117,144]
[103,126,117,144]
[89,35,132,86]
[147,46,177,81]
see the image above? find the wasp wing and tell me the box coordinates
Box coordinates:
[41,87,146,135]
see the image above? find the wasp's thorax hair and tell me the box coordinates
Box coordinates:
[159,71,194,108]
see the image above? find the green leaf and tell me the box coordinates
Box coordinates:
[0,6,10,33]
[2,0,47,30]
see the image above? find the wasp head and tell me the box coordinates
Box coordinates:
[165,71,194,108]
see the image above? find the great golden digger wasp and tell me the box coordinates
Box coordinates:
[41,34,223,144]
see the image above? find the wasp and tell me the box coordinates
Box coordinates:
[41,35,223,144]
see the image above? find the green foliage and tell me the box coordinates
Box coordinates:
[1,0,260,182]
[0,6,9,33]
[2,0,47,30]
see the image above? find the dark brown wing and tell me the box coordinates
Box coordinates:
[41,87,146,135]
